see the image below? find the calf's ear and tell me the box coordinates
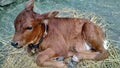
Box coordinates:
[25,0,34,11]
[36,11,59,19]
[47,11,59,18]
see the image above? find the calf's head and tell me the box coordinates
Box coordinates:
[11,0,59,48]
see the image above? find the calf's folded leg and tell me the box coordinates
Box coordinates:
[36,48,67,68]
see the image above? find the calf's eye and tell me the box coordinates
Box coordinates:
[26,26,33,30]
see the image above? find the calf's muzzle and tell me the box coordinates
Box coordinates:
[11,41,19,48]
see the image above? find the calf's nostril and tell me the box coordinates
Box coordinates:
[11,41,18,47]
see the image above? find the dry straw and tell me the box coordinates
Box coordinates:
[1,8,120,68]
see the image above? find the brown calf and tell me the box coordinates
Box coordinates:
[11,0,108,68]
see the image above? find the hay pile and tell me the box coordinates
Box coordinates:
[1,8,120,68]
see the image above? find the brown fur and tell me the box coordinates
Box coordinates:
[11,0,108,68]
